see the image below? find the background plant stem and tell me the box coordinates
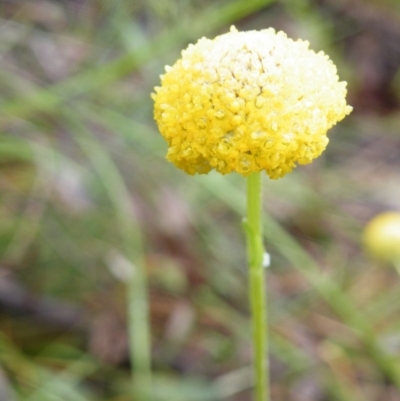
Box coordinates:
[62,112,152,400]
[127,256,152,400]
[245,172,269,401]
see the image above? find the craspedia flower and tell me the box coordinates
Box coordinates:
[362,212,400,264]
[152,26,352,179]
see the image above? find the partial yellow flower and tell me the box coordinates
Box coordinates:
[362,212,400,264]
[152,26,352,179]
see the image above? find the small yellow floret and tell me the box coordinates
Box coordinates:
[362,212,400,264]
[152,26,352,178]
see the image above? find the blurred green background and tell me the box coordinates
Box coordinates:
[1,0,400,400]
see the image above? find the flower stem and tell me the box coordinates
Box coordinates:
[393,260,400,277]
[245,172,269,401]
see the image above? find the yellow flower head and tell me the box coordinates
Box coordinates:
[152,26,352,178]
[362,212,400,264]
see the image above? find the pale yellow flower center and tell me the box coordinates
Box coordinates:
[363,212,400,263]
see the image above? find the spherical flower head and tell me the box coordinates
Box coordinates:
[362,212,400,264]
[152,26,352,179]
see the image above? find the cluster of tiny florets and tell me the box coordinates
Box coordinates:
[152,26,352,179]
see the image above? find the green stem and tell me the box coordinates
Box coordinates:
[245,172,269,401]
[127,255,152,400]
[393,260,400,277]
[61,112,152,400]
